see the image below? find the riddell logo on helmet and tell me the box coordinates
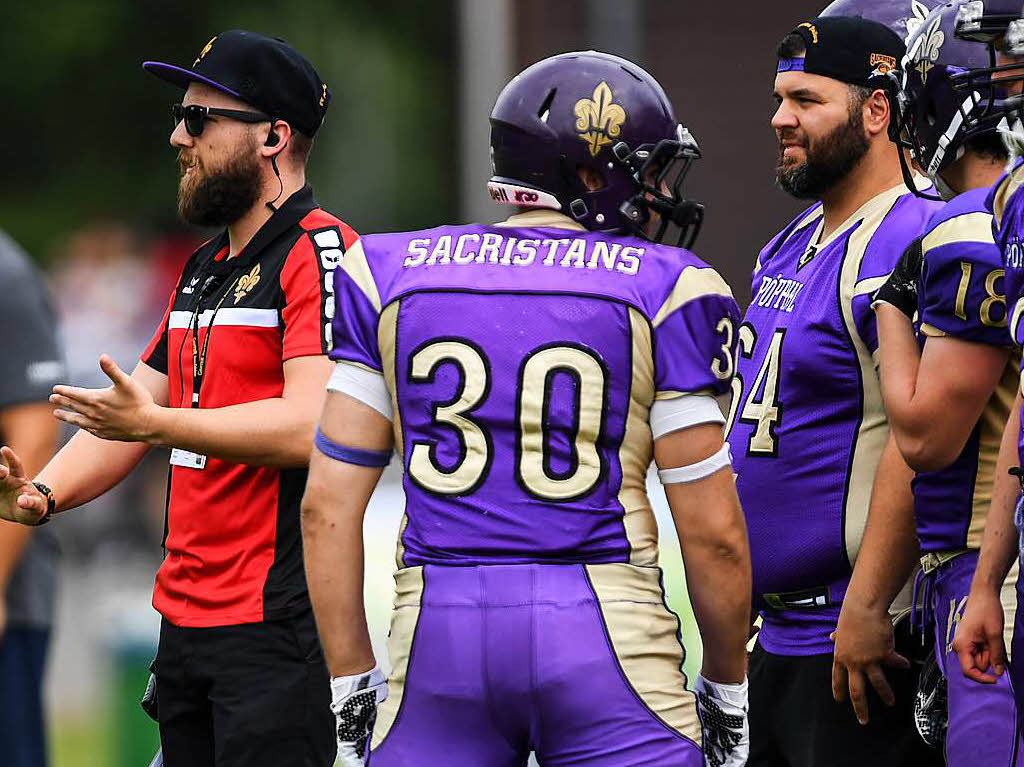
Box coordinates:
[488,186,540,204]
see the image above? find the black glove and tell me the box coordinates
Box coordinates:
[140,669,158,722]
[871,237,923,320]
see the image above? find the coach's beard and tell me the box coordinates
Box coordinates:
[177,146,263,228]
[776,110,870,200]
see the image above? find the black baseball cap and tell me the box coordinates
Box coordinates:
[143,30,331,136]
[776,16,906,88]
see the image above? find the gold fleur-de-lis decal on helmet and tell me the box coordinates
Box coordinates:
[574,82,627,157]
[234,263,261,304]
[913,16,945,83]
[906,0,932,42]
[194,36,217,68]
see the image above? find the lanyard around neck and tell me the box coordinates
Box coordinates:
[187,269,242,408]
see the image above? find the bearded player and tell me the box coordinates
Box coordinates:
[952,0,1024,740]
[299,52,752,767]
[865,1,1024,763]
[728,13,946,766]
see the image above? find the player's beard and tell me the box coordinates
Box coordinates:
[177,141,262,227]
[775,107,870,200]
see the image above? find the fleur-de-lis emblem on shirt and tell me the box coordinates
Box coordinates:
[913,16,945,83]
[905,0,932,42]
[234,263,260,304]
[574,82,627,157]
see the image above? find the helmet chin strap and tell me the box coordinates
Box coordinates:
[931,170,958,202]
[896,142,944,201]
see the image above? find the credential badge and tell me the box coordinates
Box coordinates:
[574,82,627,157]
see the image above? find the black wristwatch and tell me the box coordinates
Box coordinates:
[30,482,56,526]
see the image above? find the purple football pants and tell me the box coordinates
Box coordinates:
[931,553,1022,766]
[368,563,703,766]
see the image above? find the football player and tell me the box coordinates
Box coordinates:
[300,52,752,767]
[865,1,1023,763]
[728,13,946,767]
[951,0,1024,739]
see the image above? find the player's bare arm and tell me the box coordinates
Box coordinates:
[51,353,331,468]
[831,435,916,725]
[874,300,1009,472]
[657,422,751,685]
[953,389,1021,684]
[0,360,167,523]
[0,402,58,633]
[302,390,388,675]
[301,389,390,766]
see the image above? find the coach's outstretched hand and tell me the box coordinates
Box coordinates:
[952,586,1007,684]
[831,600,910,725]
[0,446,48,525]
[50,355,158,443]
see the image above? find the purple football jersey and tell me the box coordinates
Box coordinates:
[913,188,1016,554]
[330,210,740,568]
[729,184,941,655]
[991,159,1024,471]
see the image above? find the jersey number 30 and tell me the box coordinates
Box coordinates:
[407,340,606,501]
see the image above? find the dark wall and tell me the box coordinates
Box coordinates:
[513,0,825,305]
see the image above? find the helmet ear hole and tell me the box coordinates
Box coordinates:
[576,165,606,191]
[537,88,557,122]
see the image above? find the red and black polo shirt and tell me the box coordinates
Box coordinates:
[142,185,358,628]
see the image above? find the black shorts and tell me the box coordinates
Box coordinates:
[748,642,944,767]
[153,606,335,767]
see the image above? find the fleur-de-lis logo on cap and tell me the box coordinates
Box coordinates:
[574,82,627,157]
[194,36,217,68]
[905,0,932,42]
[234,263,261,304]
[913,16,945,83]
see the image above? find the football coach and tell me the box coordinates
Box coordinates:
[0,31,358,767]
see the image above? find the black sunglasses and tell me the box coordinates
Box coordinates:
[172,103,272,137]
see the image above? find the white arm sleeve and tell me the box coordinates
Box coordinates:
[326,361,393,421]
[649,393,725,440]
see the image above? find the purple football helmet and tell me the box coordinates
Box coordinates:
[488,51,704,249]
[896,1,1002,185]
[820,0,944,42]
[947,1,1024,145]
[954,0,1024,42]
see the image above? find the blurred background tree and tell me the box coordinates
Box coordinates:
[0,0,457,262]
